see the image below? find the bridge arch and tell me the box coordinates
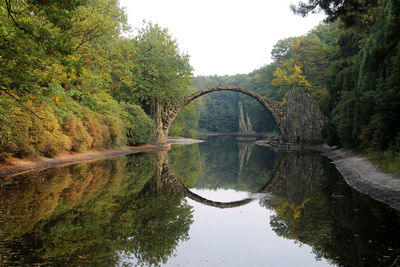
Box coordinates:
[182,86,282,121]
[158,86,283,144]
[157,86,325,146]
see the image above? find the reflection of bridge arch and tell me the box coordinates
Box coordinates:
[182,186,255,209]
[160,158,272,209]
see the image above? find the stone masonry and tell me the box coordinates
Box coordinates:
[280,88,325,145]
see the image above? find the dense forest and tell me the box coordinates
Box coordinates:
[1,0,399,173]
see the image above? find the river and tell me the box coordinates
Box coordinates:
[0,135,399,266]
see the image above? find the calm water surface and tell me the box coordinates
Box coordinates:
[0,135,399,266]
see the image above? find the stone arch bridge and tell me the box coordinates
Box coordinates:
[156,86,325,146]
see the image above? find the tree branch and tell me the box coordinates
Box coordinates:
[0,88,43,119]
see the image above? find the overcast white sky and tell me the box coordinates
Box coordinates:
[119,0,326,76]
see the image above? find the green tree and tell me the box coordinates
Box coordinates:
[108,22,193,142]
[271,37,297,62]
[291,0,378,26]
[128,22,192,109]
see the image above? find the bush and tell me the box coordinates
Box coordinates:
[103,115,126,147]
[63,116,93,152]
[121,103,154,145]
[0,98,35,157]
[83,114,103,148]
[37,130,71,157]
[36,105,72,157]
[0,85,145,159]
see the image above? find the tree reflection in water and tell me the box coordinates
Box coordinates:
[0,152,193,266]
[262,152,400,267]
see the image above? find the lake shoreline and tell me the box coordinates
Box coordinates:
[0,138,203,179]
[314,145,400,211]
[0,144,161,179]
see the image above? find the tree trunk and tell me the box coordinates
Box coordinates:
[152,100,169,145]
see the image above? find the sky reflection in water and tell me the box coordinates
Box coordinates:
[164,189,332,267]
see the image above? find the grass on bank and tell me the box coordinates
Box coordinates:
[366,150,400,178]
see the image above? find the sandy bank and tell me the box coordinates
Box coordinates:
[317,145,400,211]
[0,145,159,178]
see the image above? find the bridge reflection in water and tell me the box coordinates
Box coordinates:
[158,146,327,210]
